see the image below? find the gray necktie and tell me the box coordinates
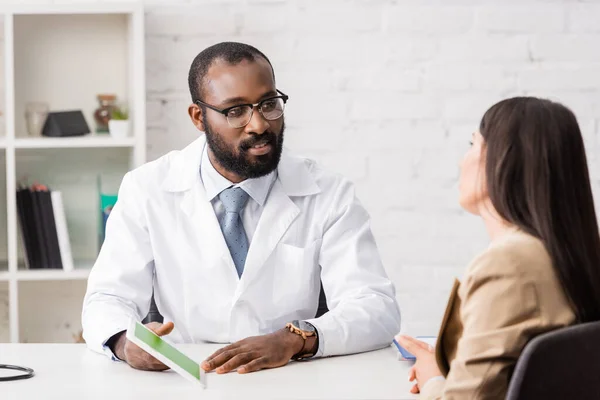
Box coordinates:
[218,187,250,278]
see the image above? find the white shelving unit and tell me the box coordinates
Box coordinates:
[13,137,137,149]
[0,2,146,343]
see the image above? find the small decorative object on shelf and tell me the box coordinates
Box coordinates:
[25,102,50,137]
[108,105,130,138]
[93,94,117,134]
[41,110,90,137]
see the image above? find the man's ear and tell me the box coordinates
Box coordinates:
[188,103,205,132]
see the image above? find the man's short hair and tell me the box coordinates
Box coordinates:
[188,42,274,103]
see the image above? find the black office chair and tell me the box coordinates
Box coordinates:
[315,283,329,318]
[142,294,163,324]
[506,321,600,400]
[142,283,329,324]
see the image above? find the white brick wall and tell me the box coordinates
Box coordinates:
[2,0,600,341]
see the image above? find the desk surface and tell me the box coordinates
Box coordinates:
[0,343,418,400]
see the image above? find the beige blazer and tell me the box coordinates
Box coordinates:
[421,228,576,400]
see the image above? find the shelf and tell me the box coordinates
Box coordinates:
[1,0,146,344]
[14,136,136,149]
[0,270,9,282]
[15,260,94,281]
[0,3,141,16]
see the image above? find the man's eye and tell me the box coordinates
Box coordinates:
[227,107,244,118]
[261,100,277,111]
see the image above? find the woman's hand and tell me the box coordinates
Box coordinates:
[397,335,443,394]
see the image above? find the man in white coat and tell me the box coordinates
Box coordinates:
[82,42,401,374]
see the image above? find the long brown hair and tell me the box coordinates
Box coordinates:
[480,97,600,323]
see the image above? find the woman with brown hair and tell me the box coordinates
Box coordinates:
[398,97,600,399]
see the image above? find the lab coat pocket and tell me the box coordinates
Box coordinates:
[274,240,321,308]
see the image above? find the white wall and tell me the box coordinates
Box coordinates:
[1,0,600,341]
[143,0,600,336]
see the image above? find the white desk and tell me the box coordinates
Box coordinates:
[0,343,418,400]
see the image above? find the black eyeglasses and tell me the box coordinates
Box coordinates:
[195,90,289,128]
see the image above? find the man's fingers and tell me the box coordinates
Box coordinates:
[215,352,256,374]
[124,338,170,371]
[142,350,168,370]
[237,357,269,374]
[127,349,168,371]
[133,361,168,371]
[149,357,169,371]
[136,356,168,371]
[151,321,175,337]
[204,343,237,364]
[202,348,242,371]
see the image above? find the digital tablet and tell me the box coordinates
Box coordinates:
[126,320,207,387]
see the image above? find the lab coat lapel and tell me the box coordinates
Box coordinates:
[238,178,299,293]
[180,181,239,279]
[235,151,322,295]
[163,136,240,285]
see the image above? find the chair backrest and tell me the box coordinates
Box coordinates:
[315,283,329,318]
[506,321,600,400]
[142,294,163,324]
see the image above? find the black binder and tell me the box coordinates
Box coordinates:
[31,190,51,268]
[39,190,62,269]
[17,189,40,269]
[17,187,64,270]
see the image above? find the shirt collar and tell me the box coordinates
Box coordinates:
[200,144,276,207]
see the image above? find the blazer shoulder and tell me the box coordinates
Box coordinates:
[466,229,551,280]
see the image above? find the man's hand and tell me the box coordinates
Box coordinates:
[113,321,175,371]
[201,329,306,374]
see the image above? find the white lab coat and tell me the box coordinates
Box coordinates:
[82,136,401,358]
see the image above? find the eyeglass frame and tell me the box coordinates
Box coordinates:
[194,89,289,128]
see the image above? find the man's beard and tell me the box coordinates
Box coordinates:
[203,115,285,180]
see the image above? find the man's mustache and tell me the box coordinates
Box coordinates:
[240,132,277,151]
